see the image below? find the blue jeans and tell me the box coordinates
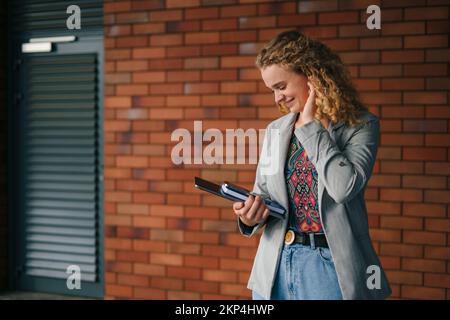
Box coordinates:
[252,241,343,300]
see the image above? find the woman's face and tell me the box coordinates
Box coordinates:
[260,64,310,114]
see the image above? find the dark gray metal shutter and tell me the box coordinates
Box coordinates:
[22,53,100,283]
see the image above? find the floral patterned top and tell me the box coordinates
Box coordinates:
[284,130,323,233]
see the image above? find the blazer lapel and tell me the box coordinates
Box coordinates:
[271,112,297,211]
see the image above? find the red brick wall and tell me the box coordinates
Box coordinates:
[0,0,8,289]
[103,0,450,299]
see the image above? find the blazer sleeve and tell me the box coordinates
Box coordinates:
[294,117,380,205]
[237,123,275,237]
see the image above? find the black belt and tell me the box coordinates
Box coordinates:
[284,230,328,248]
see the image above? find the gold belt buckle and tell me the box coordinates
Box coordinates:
[284,230,295,245]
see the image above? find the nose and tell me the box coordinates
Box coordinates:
[274,90,285,105]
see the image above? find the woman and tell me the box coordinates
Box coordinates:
[232,30,391,300]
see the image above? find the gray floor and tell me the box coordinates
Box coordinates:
[0,290,93,300]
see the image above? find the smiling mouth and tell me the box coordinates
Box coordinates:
[284,99,295,108]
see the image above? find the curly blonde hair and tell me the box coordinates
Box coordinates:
[256,30,367,127]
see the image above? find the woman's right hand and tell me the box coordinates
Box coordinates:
[233,195,270,227]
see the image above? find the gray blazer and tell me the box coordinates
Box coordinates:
[238,111,391,300]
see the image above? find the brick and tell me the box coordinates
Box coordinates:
[148,59,183,70]
[167,266,201,280]
[402,174,447,189]
[340,52,379,64]
[379,256,400,270]
[298,0,338,12]
[186,7,219,20]
[133,23,165,34]
[427,78,450,90]
[360,65,402,78]
[380,217,423,230]
[150,34,183,46]
[151,253,183,266]
[106,262,132,273]
[134,287,166,299]
[105,97,132,108]
[220,283,250,297]
[132,48,165,59]
[426,163,450,175]
[376,147,401,160]
[151,277,183,291]
[425,273,450,289]
[149,10,183,22]
[403,203,446,218]
[382,78,424,91]
[339,25,379,38]
[360,92,401,104]
[369,229,401,242]
[167,291,201,299]
[404,63,447,76]
[404,230,446,245]
[381,106,424,119]
[366,201,401,215]
[220,30,257,43]
[134,263,166,277]
[185,32,220,45]
[321,38,358,51]
[425,219,450,232]
[405,35,448,49]
[386,270,423,285]
[132,72,166,84]
[426,49,450,62]
[117,204,149,215]
[381,134,424,147]
[117,60,147,72]
[167,243,201,255]
[402,285,445,300]
[167,21,200,33]
[220,5,256,17]
[202,19,237,31]
[105,285,132,298]
[185,280,220,294]
[405,6,449,20]
[425,190,450,204]
[185,255,219,269]
[382,22,425,35]
[104,2,131,13]
[184,57,218,69]
[117,274,149,287]
[426,134,450,147]
[427,20,450,34]
[319,12,358,24]
[277,14,316,27]
[203,270,237,282]
[380,243,423,258]
[116,36,148,48]
[403,147,447,161]
[403,258,446,273]
[133,191,165,205]
[380,188,423,202]
[150,205,184,217]
[425,246,450,260]
[382,50,424,63]
[239,16,276,29]
[360,37,403,50]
